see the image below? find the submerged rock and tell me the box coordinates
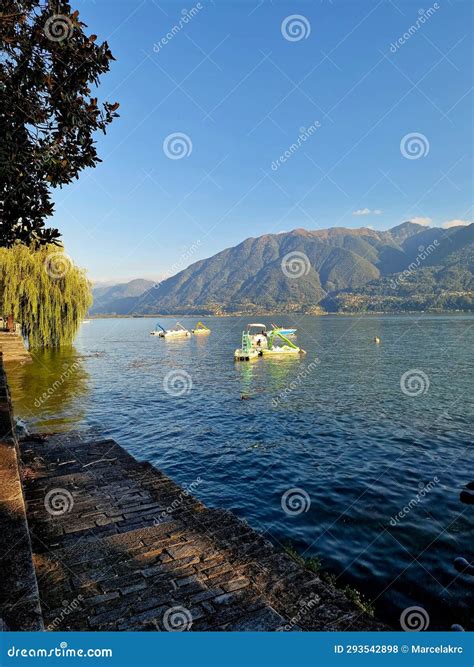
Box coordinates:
[459,490,474,505]
[453,557,474,576]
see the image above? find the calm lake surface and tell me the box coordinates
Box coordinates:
[8,314,474,629]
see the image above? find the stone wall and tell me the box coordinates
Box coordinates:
[0,353,43,630]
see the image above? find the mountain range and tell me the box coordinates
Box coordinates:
[90,222,474,315]
[91,279,155,315]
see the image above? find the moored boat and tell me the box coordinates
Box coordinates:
[271,323,297,336]
[246,323,268,349]
[192,322,211,335]
[234,331,261,361]
[261,330,305,356]
[150,322,191,338]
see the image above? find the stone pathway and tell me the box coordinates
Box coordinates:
[19,433,385,631]
[0,332,31,365]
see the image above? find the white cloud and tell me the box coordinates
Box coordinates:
[410,216,432,226]
[352,208,382,216]
[441,219,471,229]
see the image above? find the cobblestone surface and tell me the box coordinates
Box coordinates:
[19,432,386,632]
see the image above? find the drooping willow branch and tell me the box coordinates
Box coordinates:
[0,243,92,347]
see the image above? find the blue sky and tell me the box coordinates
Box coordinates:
[54,0,473,282]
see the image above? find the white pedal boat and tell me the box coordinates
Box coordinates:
[150,322,191,338]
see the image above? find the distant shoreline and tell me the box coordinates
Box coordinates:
[88,310,473,319]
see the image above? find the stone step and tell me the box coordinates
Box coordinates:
[19,432,386,632]
[0,333,31,364]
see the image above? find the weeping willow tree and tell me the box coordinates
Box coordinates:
[0,244,91,348]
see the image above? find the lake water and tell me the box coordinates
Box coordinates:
[7,314,474,630]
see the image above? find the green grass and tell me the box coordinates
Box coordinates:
[283,542,375,618]
[341,584,375,617]
[283,543,322,573]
